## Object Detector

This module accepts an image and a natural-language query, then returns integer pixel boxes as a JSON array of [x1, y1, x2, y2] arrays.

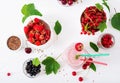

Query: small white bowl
[[23, 15, 56, 49]]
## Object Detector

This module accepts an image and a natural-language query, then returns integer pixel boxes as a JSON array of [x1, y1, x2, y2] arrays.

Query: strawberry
[[34, 18, 40, 23], [39, 35, 44, 40], [75, 42, 84, 51], [24, 26, 29, 34], [28, 37, 35, 43], [35, 32, 40, 40], [29, 30, 35, 38], [35, 41, 41, 46]]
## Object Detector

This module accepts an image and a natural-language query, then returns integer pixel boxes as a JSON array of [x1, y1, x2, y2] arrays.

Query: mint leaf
[[42, 56, 60, 75], [54, 21, 62, 35], [90, 42, 99, 52], [95, 3, 103, 11], [102, 0, 110, 12], [21, 3, 42, 23], [97, 21, 107, 32], [90, 63, 96, 72], [32, 57, 40, 67], [111, 13, 120, 31]]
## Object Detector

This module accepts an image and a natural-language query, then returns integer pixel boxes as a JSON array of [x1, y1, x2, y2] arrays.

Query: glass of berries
[[97, 33, 115, 49], [23, 58, 41, 78], [23, 16, 56, 49]]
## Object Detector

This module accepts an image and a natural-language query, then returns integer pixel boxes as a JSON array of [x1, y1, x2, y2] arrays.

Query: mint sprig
[[42, 56, 60, 75], [90, 42, 99, 52], [54, 20, 62, 35], [97, 21, 107, 32], [21, 3, 42, 23], [32, 57, 40, 67], [95, 3, 103, 11], [90, 63, 96, 72]]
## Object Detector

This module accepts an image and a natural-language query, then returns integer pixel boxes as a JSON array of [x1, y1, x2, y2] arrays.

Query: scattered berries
[[80, 6, 107, 35], [75, 42, 84, 51], [72, 71, 77, 76], [82, 58, 93, 70], [24, 18, 51, 46]]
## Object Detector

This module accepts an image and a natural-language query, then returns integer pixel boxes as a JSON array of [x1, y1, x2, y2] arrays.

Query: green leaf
[[111, 13, 120, 31], [90, 63, 96, 72], [32, 57, 40, 67], [95, 3, 103, 11], [90, 42, 99, 52], [54, 21, 62, 35], [97, 21, 107, 32], [102, 0, 110, 12], [42, 56, 60, 75], [21, 3, 42, 23]]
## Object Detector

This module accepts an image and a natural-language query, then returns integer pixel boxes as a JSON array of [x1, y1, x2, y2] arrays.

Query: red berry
[[24, 26, 29, 34], [78, 77, 83, 82], [7, 73, 11, 76], [82, 63, 87, 70], [72, 71, 77, 76], [75, 42, 84, 51], [68, 0, 73, 5]]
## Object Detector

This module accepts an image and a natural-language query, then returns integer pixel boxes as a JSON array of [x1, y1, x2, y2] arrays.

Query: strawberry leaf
[[54, 21, 62, 35], [32, 57, 40, 67], [97, 21, 107, 32], [111, 13, 120, 31], [21, 3, 42, 23], [42, 56, 60, 75], [95, 3, 103, 11], [90, 63, 96, 72], [90, 42, 99, 52]]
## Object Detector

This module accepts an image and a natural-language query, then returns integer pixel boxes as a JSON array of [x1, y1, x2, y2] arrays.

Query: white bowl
[[23, 15, 56, 49]]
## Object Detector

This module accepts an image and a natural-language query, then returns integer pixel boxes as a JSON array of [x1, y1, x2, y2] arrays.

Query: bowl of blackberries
[[23, 16, 55, 49], [80, 3, 110, 35], [23, 58, 41, 78]]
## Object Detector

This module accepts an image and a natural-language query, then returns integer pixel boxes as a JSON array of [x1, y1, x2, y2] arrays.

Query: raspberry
[[24, 26, 29, 34], [72, 71, 77, 76], [34, 18, 40, 23]]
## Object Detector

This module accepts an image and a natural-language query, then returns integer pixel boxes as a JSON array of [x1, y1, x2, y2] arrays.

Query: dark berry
[[7, 73, 11, 76], [25, 47, 32, 54], [61, 0, 67, 5], [68, 0, 73, 5]]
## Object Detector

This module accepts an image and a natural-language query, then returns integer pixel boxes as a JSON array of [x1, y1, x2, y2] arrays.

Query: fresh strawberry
[[35, 32, 40, 40], [28, 37, 35, 43], [34, 18, 40, 23], [24, 26, 29, 34], [39, 35, 44, 40], [75, 42, 84, 51], [29, 30, 35, 38], [35, 41, 41, 46]]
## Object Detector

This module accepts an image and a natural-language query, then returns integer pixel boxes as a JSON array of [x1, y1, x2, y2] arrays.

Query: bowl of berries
[[23, 58, 41, 78], [97, 33, 115, 49], [80, 3, 110, 35], [23, 16, 56, 49]]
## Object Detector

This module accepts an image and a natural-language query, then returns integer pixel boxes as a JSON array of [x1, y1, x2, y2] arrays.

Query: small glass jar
[[97, 33, 115, 49], [23, 58, 41, 78]]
